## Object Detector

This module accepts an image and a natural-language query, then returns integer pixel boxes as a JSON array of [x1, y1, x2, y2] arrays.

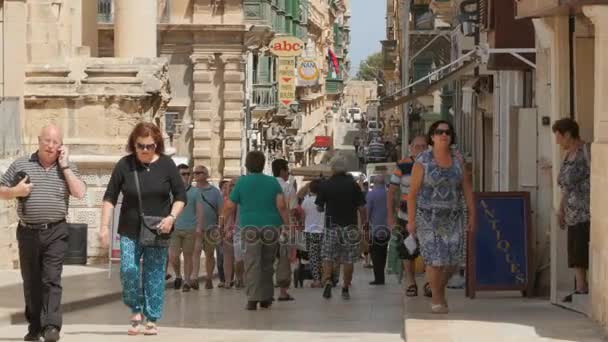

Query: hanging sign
[[270, 36, 305, 57], [278, 57, 296, 106], [297, 58, 320, 86]]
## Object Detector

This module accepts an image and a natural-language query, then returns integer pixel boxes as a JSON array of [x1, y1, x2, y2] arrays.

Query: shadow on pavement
[[57, 265, 406, 338], [403, 290, 606, 342]]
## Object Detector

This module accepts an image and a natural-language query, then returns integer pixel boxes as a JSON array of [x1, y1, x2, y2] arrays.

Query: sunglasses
[[180, 172, 191, 176], [434, 129, 452, 136], [136, 143, 157, 151]]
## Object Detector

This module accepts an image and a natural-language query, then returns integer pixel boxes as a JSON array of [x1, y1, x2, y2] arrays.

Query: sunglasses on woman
[[136, 143, 157, 151], [434, 128, 452, 136]]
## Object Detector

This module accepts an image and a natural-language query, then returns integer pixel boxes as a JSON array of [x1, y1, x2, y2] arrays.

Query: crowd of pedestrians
[[10, 118, 580, 341]]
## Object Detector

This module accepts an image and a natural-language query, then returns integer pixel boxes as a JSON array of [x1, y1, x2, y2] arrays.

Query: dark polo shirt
[[315, 173, 366, 228], [0, 152, 82, 224]]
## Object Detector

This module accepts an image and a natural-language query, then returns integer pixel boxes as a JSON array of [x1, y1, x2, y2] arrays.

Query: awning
[[379, 59, 479, 111], [290, 164, 332, 178]]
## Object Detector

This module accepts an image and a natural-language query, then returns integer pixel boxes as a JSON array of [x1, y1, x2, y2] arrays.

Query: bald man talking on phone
[[0, 124, 86, 342]]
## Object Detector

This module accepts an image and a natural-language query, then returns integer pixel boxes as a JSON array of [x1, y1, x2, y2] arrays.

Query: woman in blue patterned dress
[[407, 120, 475, 314]]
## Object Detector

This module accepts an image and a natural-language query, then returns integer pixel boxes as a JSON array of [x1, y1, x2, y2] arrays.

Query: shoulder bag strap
[[201, 191, 218, 216], [131, 159, 145, 218]]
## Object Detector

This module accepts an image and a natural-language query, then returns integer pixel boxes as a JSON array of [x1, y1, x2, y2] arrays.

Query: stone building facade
[[0, 0, 171, 266]]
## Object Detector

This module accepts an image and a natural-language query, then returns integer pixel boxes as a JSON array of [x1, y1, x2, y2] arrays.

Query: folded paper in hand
[[404, 235, 418, 255]]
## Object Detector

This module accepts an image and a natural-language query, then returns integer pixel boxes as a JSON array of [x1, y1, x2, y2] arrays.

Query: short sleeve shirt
[[174, 186, 203, 230], [390, 157, 414, 220], [302, 194, 324, 233], [199, 185, 223, 230], [315, 173, 365, 228], [229, 173, 283, 228], [0, 152, 83, 224]]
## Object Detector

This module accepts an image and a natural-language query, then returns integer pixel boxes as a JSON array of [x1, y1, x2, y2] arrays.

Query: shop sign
[[297, 58, 320, 86], [270, 36, 305, 57], [278, 57, 296, 106]]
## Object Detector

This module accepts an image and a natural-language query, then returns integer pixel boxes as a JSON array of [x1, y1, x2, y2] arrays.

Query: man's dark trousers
[[370, 232, 390, 284], [17, 222, 68, 333]]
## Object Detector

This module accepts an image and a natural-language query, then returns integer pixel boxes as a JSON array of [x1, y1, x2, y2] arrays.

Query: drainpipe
[[568, 15, 575, 119], [242, 51, 254, 175]]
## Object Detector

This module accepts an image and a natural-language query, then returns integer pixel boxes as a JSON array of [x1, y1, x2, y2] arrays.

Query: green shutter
[[257, 55, 272, 84]]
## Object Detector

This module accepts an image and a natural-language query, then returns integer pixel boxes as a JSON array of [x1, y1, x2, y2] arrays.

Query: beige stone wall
[[193, 0, 243, 25], [0, 159, 20, 269], [344, 80, 378, 109], [191, 42, 245, 180]]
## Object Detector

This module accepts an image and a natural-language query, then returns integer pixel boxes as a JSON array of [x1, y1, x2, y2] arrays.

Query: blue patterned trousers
[[120, 236, 168, 322]]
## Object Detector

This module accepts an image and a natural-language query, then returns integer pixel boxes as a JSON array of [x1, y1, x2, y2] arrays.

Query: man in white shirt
[[272, 159, 298, 301]]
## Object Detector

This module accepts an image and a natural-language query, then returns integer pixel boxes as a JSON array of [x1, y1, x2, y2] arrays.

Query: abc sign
[[269, 36, 304, 57]]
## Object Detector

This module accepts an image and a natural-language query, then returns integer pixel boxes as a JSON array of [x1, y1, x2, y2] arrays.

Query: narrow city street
[[0, 265, 405, 342], [333, 114, 365, 172]]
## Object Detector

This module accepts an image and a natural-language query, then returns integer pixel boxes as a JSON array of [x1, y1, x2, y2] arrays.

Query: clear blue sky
[[349, 0, 385, 77]]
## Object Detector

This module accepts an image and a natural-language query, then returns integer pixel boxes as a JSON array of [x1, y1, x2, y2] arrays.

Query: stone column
[[114, 0, 157, 58], [583, 4, 608, 327], [533, 17, 572, 304], [191, 50, 245, 181]]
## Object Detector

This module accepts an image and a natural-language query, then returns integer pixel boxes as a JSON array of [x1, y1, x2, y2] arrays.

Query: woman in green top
[[224, 151, 289, 311]]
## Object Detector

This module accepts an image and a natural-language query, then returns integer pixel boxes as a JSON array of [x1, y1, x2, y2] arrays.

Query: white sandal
[[127, 318, 142, 335], [143, 322, 158, 335], [431, 304, 449, 314]]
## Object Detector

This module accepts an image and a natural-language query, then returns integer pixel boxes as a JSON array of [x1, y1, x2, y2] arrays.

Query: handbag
[[132, 162, 172, 247]]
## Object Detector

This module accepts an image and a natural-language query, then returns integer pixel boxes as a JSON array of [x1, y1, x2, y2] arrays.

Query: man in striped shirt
[[387, 135, 428, 297], [0, 124, 86, 342]]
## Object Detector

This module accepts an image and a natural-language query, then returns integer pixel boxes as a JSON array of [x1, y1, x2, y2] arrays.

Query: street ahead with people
[[1, 0, 608, 341]]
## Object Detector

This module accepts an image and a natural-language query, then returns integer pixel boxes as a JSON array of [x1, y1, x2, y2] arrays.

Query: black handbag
[[133, 162, 172, 247]]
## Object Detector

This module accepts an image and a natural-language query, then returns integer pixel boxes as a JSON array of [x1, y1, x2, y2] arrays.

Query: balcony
[[325, 78, 344, 95], [514, 0, 601, 18], [244, 0, 274, 26], [429, 0, 456, 21], [381, 40, 398, 71], [252, 83, 278, 119]]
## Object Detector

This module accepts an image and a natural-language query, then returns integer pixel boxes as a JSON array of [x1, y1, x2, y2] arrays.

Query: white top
[[302, 195, 325, 234], [276, 177, 298, 209]]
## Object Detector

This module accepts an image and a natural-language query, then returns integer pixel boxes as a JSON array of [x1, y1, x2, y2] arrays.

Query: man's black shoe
[[182, 283, 191, 292], [174, 277, 183, 290], [260, 300, 272, 309], [191, 281, 199, 290], [246, 301, 258, 310], [341, 287, 350, 300], [23, 332, 40, 341], [42, 326, 60, 342], [369, 281, 385, 285], [323, 283, 332, 299]]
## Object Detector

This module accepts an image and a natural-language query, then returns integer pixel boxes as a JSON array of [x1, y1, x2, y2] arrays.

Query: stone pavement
[[0, 263, 404, 341], [404, 288, 607, 342], [0, 264, 606, 341]]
